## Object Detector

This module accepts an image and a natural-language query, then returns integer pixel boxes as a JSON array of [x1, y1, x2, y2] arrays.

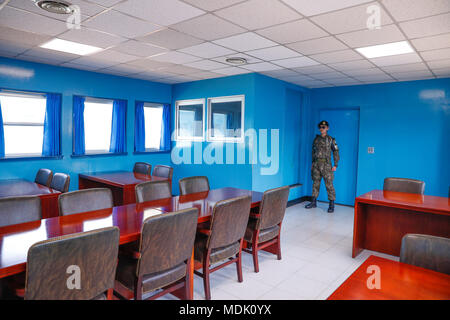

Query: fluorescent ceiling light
[[356, 41, 414, 59], [40, 38, 102, 55]]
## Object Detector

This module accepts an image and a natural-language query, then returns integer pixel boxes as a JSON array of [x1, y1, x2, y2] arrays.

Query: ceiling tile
[[432, 67, 450, 76], [256, 19, 328, 44], [0, 40, 31, 56], [273, 56, 320, 68], [399, 13, 450, 38], [126, 58, 175, 70], [310, 49, 362, 64], [58, 28, 126, 48], [328, 59, 375, 71], [246, 46, 301, 60], [380, 62, 429, 73], [113, 40, 167, 57], [213, 32, 277, 51], [390, 69, 434, 80], [133, 70, 178, 79], [281, 0, 373, 17], [15, 54, 67, 66], [311, 2, 392, 34], [69, 56, 117, 69], [353, 74, 394, 82], [214, 67, 251, 75], [22, 48, 79, 62], [0, 26, 51, 47], [137, 29, 204, 50], [287, 37, 348, 55], [293, 64, 336, 74], [212, 53, 262, 65], [428, 58, 450, 69], [325, 77, 362, 85], [60, 62, 102, 71], [114, 0, 204, 26], [381, 0, 450, 22], [185, 59, 228, 70], [411, 33, 450, 51], [83, 10, 162, 38], [337, 24, 405, 48], [311, 71, 349, 80], [0, 6, 68, 36], [215, 0, 301, 30], [369, 52, 423, 66], [159, 64, 204, 75], [171, 14, 245, 41], [278, 74, 316, 82], [293, 79, 332, 87], [180, 0, 245, 11], [149, 51, 202, 64], [178, 42, 236, 58], [343, 67, 387, 76], [99, 63, 144, 75], [87, 0, 123, 7], [88, 49, 140, 63], [240, 62, 283, 72], [420, 47, 450, 61], [260, 69, 299, 77], [191, 71, 223, 79]]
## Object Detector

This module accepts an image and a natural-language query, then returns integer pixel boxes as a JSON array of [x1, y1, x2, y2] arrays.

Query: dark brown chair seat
[[133, 162, 152, 175], [244, 218, 280, 244], [0, 196, 42, 227], [35, 168, 53, 187], [50, 173, 70, 193], [194, 233, 240, 264], [152, 165, 173, 180], [58, 188, 113, 216], [179, 176, 210, 195], [383, 177, 425, 194]]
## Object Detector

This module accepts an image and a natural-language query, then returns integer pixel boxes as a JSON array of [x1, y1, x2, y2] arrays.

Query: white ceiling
[[0, 0, 449, 88]]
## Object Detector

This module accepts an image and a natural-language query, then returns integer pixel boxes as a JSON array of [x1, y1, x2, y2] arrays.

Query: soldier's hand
[[332, 166, 337, 172]]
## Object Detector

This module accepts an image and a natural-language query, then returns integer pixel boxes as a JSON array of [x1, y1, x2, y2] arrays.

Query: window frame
[[207, 95, 245, 143], [175, 98, 205, 142]]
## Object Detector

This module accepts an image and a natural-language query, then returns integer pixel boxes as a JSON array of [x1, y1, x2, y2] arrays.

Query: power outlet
[[368, 147, 375, 154]]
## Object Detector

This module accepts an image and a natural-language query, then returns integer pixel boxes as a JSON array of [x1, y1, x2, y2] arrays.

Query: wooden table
[[353, 190, 450, 258], [0, 187, 262, 299], [0, 179, 61, 219], [328, 255, 450, 300], [78, 171, 169, 206]]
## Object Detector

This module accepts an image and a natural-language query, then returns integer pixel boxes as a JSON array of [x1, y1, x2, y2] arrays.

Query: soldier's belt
[[315, 158, 328, 162]]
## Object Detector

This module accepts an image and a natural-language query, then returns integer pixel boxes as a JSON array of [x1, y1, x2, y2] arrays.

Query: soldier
[[305, 120, 340, 213]]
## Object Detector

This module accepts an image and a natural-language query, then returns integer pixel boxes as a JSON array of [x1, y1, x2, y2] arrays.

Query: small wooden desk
[[0, 187, 263, 299], [353, 190, 450, 258], [0, 179, 61, 219], [78, 171, 168, 206], [328, 255, 450, 300]]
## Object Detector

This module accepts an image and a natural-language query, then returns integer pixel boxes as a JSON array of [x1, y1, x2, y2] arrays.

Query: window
[[175, 99, 204, 141], [83, 98, 113, 154], [0, 92, 46, 157], [143, 103, 163, 150], [207, 95, 244, 142]]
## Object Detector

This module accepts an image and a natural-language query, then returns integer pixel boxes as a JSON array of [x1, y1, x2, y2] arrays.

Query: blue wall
[[309, 78, 450, 198], [0, 57, 172, 191]]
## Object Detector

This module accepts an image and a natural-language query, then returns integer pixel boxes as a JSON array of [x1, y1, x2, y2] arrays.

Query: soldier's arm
[[331, 138, 340, 167]]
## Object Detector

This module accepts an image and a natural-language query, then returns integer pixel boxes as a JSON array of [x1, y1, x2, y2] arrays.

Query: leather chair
[[35, 168, 53, 187], [114, 208, 198, 300], [383, 177, 425, 194], [0, 196, 42, 228], [194, 196, 251, 300], [50, 173, 70, 193], [243, 186, 290, 273], [25, 227, 120, 300], [58, 188, 113, 216], [179, 176, 210, 196], [153, 165, 173, 180], [133, 162, 152, 175], [400, 234, 450, 275], [135, 180, 172, 203]]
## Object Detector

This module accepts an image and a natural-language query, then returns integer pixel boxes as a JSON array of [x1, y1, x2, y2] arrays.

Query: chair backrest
[[25, 227, 120, 300], [133, 162, 152, 175], [400, 234, 450, 275], [50, 173, 70, 193], [152, 165, 173, 180], [207, 196, 251, 250], [135, 180, 172, 203], [383, 177, 425, 194], [137, 208, 198, 277], [35, 168, 53, 187], [58, 188, 113, 216], [179, 176, 210, 195], [0, 196, 42, 228], [258, 186, 290, 230]]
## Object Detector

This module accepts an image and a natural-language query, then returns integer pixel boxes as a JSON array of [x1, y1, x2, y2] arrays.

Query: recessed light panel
[[356, 41, 414, 59], [40, 39, 102, 56]]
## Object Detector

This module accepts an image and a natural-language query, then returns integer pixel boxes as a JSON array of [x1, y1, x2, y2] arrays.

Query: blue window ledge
[[0, 155, 63, 162], [71, 152, 128, 159]]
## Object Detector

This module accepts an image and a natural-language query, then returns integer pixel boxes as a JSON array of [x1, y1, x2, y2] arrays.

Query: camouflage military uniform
[[311, 134, 340, 200]]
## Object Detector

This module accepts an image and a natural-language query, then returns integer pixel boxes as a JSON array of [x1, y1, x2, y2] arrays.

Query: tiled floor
[[164, 201, 399, 300]]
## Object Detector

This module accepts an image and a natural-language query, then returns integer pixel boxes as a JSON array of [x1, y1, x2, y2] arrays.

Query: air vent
[[35, 0, 73, 14], [225, 57, 247, 65]]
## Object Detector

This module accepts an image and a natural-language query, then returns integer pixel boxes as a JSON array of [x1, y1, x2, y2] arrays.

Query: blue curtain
[[134, 101, 145, 152], [73, 96, 85, 155], [110, 99, 126, 153], [42, 93, 61, 156], [160, 104, 170, 151], [0, 101, 4, 158]]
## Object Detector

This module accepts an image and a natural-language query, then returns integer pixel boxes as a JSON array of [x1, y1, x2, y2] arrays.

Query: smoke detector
[[35, 0, 73, 14], [225, 57, 247, 65]]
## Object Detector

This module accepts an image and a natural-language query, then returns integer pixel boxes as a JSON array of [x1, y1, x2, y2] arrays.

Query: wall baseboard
[[287, 196, 311, 207]]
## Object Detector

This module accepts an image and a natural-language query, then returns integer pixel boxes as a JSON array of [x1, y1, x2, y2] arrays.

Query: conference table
[[0, 187, 263, 299], [353, 190, 450, 258], [328, 255, 450, 300], [78, 171, 169, 206], [0, 179, 61, 219]]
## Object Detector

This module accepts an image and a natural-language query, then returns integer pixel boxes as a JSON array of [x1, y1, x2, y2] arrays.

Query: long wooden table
[[0, 187, 262, 299], [0, 179, 61, 219], [328, 255, 450, 300], [78, 171, 169, 206], [353, 190, 450, 258]]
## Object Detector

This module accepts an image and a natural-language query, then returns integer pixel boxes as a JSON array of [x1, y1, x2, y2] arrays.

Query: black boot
[[328, 200, 335, 213], [305, 197, 317, 209]]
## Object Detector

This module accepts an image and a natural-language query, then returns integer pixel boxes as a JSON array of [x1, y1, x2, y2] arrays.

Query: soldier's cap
[[318, 120, 329, 128]]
